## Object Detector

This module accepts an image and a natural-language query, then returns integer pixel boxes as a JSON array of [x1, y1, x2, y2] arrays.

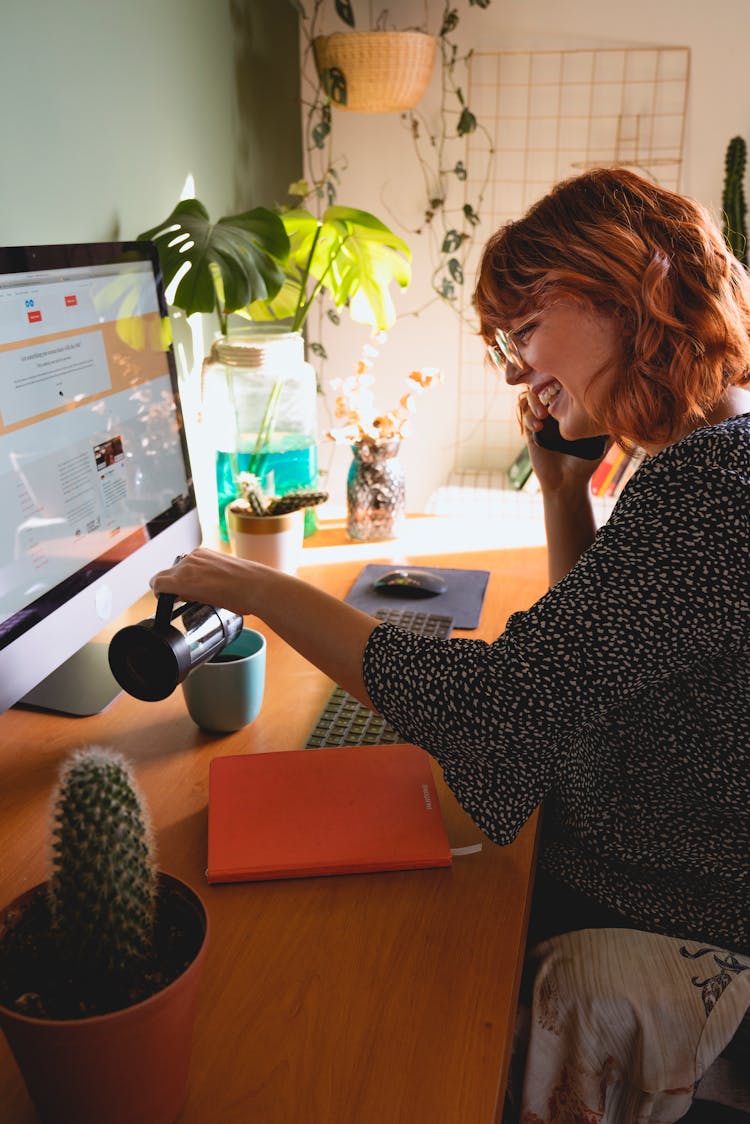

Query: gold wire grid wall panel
[[453, 46, 690, 474]]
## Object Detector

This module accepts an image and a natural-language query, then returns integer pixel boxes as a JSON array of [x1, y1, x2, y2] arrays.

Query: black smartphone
[[534, 415, 608, 461]]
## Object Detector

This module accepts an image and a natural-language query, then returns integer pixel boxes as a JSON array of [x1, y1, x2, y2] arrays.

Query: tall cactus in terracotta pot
[[0, 745, 208, 1124], [49, 747, 157, 981]]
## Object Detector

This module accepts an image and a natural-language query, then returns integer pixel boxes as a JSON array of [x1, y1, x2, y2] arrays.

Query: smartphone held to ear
[[534, 416, 608, 460]]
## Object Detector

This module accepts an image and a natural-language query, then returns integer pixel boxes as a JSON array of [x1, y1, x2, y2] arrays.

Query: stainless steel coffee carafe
[[108, 593, 243, 702]]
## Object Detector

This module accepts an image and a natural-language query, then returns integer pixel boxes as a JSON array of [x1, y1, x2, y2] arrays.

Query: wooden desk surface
[[0, 523, 548, 1124]]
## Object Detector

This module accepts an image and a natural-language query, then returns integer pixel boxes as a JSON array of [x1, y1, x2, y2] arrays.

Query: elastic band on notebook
[[450, 844, 483, 856]]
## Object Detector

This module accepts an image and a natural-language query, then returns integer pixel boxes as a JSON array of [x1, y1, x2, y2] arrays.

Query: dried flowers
[[327, 332, 442, 446]]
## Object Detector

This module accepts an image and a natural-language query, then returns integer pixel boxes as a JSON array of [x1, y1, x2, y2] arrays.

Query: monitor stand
[[14, 642, 122, 716]]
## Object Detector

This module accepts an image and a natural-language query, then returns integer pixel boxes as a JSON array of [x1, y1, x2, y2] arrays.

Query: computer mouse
[[372, 568, 447, 597]]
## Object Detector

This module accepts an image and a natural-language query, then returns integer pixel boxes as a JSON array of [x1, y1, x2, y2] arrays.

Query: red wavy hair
[[474, 167, 750, 447]]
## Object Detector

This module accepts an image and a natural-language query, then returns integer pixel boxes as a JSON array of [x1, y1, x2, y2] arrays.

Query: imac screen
[[0, 241, 200, 715]]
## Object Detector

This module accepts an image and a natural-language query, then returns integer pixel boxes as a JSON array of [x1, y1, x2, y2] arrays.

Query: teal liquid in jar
[[216, 438, 319, 541]]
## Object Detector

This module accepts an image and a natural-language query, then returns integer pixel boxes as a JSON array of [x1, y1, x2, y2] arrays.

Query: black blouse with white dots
[[363, 415, 750, 953]]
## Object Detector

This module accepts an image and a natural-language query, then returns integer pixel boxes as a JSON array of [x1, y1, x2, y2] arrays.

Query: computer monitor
[[0, 240, 201, 716]]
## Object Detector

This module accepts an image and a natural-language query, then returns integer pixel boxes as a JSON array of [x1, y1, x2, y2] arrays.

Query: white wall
[[303, 0, 750, 514]]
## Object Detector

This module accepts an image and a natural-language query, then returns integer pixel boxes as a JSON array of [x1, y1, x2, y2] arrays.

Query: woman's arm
[[519, 390, 603, 586], [541, 484, 598, 587], [150, 548, 379, 706]]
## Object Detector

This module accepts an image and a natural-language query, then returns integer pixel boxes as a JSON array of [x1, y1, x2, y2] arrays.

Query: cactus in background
[[265, 491, 329, 516], [48, 746, 157, 977], [230, 471, 329, 517], [722, 135, 748, 265], [236, 472, 268, 515]]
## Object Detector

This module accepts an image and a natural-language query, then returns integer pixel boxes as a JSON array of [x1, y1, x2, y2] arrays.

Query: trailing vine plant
[[289, 0, 348, 224], [286, 0, 363, 369], [290, 0, 495, 329], [403, 0, 494, 322], [288, 0, 494, 496]]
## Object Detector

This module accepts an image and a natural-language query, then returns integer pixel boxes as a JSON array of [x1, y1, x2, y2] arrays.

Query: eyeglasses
[[486, 309, 540, 379]]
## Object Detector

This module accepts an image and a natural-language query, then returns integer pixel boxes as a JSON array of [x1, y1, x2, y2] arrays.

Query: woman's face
[[503, 298, 623, 440]]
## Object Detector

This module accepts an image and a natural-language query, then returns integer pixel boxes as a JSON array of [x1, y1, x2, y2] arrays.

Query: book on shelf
[[207, 744, 453, 884], [589, 444, 644, 499], [605, 450, 631, 496], [508, 445, 533, 490], [589, 442, 625, 496], [610, 449, 643, 495]]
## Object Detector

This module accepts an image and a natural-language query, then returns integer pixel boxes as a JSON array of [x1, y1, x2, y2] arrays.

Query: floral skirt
[[504, 926, 750, 1122]]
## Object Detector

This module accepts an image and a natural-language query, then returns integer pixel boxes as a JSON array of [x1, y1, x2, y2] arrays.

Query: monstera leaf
[[243, 205, 411, 332], [138, 199, 290, 332]]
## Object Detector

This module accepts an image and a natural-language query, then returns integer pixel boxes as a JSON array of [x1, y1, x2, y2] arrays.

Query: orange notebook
[[207, 744, 452, 884]]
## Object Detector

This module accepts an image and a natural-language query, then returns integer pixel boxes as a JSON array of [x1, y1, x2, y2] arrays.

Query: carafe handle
[[155, 592, 176, 631]]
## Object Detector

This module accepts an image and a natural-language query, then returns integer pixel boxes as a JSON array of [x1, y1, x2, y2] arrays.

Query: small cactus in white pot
[[227, 474, 329, 573]]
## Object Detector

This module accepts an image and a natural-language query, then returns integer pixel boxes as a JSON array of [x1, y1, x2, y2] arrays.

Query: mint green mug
[[181, 628, 266, 732]]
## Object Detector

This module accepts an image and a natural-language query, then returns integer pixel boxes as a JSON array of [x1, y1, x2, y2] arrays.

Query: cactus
[[231, 472, 329, 517], [722, 135, 748, 265], [265, 490, 329, 516], [236, 472, 267, 515], [48, 746, 157, 978]]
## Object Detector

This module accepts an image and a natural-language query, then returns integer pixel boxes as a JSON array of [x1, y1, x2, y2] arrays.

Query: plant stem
[[294, 268, 330, 331], [292, 221, 324, 330], [215, 288, 228, 337], [249, 379, 284, 475], [226, 369, 240, 485], [294, 228, 352, 332]]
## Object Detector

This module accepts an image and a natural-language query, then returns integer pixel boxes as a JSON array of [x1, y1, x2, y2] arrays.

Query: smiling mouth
[[537, 380, 561, 408]]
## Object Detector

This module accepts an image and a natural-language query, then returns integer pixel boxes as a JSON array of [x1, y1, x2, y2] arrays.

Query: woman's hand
[[150, 547, 379, 706], [517, 390, 608, 584], [150, 547, 273, 617], [518, 389, 606, 494]]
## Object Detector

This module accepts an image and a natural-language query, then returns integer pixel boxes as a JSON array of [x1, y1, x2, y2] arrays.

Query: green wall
[[0, 0, 301, 246]]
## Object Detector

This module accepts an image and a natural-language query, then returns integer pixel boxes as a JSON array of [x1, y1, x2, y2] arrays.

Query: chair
[[684, 1006, 750, 1119]]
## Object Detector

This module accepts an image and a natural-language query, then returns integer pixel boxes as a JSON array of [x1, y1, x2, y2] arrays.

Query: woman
[[153, 167, 750, 955]]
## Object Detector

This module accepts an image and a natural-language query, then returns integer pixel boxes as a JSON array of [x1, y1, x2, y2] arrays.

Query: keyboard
[[305, 607, 454, 748]]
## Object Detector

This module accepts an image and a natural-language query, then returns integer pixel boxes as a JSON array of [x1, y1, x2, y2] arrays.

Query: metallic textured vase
[[346, 439, 406, 542]]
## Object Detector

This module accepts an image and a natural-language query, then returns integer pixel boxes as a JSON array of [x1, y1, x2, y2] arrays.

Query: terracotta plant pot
[[0, 873, 208, 1124]]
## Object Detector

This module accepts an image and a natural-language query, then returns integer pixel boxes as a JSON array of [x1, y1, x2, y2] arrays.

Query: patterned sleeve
[[362, 447, 750, 844]]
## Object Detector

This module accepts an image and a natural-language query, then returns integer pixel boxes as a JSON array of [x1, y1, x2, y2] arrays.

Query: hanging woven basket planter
[[313, 30, 437, 114]]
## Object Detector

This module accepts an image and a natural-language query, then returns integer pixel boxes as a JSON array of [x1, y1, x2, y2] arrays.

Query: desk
[[0, 521, 548, 1124]]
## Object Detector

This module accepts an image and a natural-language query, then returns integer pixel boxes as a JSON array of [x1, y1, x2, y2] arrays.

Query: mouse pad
[[345, 565, 490, 630]]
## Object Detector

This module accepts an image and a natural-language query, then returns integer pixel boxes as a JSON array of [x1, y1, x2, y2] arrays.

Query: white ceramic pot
[[227, 508, 304, 574]]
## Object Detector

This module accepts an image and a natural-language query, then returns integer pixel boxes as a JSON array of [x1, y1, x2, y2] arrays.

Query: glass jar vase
[[346, 438, 406, 542], [201, 326, 318, 541]]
